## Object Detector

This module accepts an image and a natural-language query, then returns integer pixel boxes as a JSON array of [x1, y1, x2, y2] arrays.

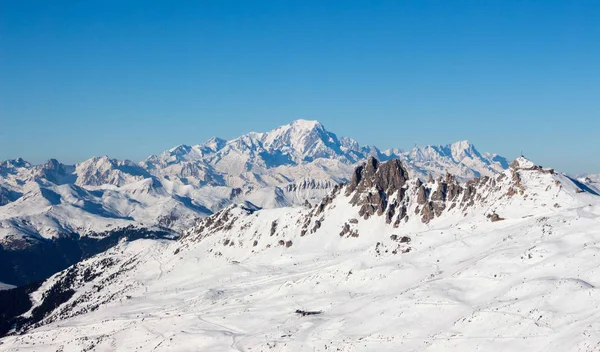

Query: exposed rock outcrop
[[345, 158, 506, 224], [347, 157, 410, 220]]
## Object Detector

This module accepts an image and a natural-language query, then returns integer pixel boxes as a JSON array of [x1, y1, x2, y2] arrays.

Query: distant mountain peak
[[451, 139, 472, 146], [267, 119, 326, 138], [449, 140, 480, 162], [42, 158, 64, 169], [75, 155, 150, 187], [450, 140, 474, 151], [1, 158, 32, 169], [258, 119, 343, 162], [289, 119, 323, 130], [168, 144, 192, 154], [202, 137, 227, 152], [510, 156, 537, 169]]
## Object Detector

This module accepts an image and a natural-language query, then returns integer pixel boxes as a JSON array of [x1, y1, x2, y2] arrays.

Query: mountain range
[[1, 121, 507, 230], [1, 153, 599, 351], [2, 119, 597, 287]]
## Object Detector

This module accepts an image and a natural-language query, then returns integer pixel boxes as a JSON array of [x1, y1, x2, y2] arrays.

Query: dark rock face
[[0, 281, 42, 337], [416, 184, 428, 204], [1, 250, 139, 338], [487, 212, 505, 222], [420, 203, 436, 223], [385, 205, 395, 224], [270, 221, 278, 236], [345, 158, 506, 225], [311, 220, 322, 234], [316, 184, 340, 215], [340, 223, 351, 237], [393, 205, 407, 227], [229, 187, 242, 200], [0, 185, 22, 205], [347, 157, 410, 220], [0, 227, 173, 287], [285, 179, 337, 192], [347, 158, 411, 223], [346, 158, 409, 198]]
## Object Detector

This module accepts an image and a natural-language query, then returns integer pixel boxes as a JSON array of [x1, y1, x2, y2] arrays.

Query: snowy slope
[[2, 157, 600, 351], [0, 282, 15, 291]]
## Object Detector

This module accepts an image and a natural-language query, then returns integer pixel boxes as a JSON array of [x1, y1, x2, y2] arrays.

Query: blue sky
[[1, 0, 599, 174]]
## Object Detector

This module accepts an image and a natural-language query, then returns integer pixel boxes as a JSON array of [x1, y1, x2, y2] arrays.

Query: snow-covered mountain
[[1, 156, 599, 351], [0, 158, 207, 238], [143, 120, 508, 189], [74, 156, 152, 187], [0, 157, 209, 285], [398, 140, 508, 179], [0, 119, 514, 285], [579, 174, 600, 194], [1, 120, 510, 238]]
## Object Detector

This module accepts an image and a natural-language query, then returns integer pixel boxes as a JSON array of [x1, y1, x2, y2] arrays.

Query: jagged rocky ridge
[[180, 156, 568, 250]]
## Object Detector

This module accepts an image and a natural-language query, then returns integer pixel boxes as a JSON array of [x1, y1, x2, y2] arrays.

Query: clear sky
[[1, 0, 599, 174]]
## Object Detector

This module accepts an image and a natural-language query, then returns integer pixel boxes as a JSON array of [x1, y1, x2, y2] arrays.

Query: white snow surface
[[2, 161, 600, 351]]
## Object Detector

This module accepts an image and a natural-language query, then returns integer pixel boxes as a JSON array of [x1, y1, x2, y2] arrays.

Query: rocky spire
[[346, 157, 410, 221]]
